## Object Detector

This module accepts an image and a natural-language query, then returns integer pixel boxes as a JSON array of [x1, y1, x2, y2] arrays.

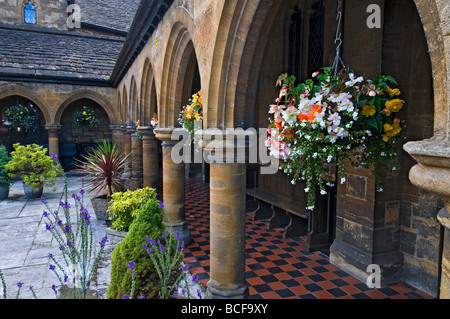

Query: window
[[24, 1, 37, 25]]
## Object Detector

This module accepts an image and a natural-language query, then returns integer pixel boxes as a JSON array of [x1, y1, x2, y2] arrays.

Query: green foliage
[[0, 146, 12, 186], [73, 106, 99, 131], [107, 187, 157, 232], [5, 104, 35, 132], [4, 143, 61, 190], [107, 199, 182, 299]]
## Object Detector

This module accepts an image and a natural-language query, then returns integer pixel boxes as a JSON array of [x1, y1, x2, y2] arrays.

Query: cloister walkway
[[0, 176, 433, 299]]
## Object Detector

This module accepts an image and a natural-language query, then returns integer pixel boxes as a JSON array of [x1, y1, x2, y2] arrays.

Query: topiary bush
[[107, 187, 157, 232], [106, 198, 183, 299]]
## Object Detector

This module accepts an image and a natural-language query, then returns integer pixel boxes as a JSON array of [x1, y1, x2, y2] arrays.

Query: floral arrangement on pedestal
[[265, 67, 405, 210], [178, 90, 203, 141], [151, 114, 158, 128], [5, 104, 35, 132], [73, 106, 99, 131]]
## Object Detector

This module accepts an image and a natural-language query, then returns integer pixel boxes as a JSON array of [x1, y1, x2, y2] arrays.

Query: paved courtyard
[[0, 175, 434, 299]]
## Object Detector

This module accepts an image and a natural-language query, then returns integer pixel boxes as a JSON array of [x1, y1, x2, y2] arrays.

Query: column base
[[165, 222, 191, 247], [329, 238, 402, 285], [206, 280, 247, 299]]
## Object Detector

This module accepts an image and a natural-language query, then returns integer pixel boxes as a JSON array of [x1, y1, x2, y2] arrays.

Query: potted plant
[[4, 143, 61, 199], [0, 146, 12, 200], [75, 140, 130, 220]]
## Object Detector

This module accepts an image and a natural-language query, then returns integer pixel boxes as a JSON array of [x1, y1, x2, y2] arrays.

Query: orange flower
[[280, 129, 294, 138], [298, 104, 322, 123], [275, 121, 283, 131]]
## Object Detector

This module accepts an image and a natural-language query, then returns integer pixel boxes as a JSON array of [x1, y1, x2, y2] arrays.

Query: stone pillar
[[130, 131, 143, 190], [45, 124, 61, 157], [154, 128, 190, 246], [404, 139, 450, 298], [198, 128, 252, 299], [138, 126, 159, 190], [109, 124, 123, 149], [122, 125, 133, 183]]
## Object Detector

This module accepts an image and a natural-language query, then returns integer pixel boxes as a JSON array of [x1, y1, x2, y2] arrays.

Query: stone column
[[45, 124, 61, 157], [109, 124, 123, 150], [130, 130, 143, 190], [199, 128, 253, 299], [404, 139, 450, 298], [154, 128, 190, 246], [138, 126, 159, 190], [122, 125, 133, 183]]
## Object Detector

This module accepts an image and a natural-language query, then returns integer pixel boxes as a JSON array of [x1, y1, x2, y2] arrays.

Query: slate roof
[[0, 24, 125, 83], [76, 0, 142, 34]]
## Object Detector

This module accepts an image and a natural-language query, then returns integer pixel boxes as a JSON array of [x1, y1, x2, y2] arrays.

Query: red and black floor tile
[[182, 179, 432, 299]]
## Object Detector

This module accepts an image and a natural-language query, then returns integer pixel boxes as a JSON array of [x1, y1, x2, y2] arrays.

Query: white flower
[[340, 177, 346, 184], [345, 73, 364, 87], [304, 187, 310, 193], [281, 105, 299, 126], [320, 189, 327, 195], [306, 205, 315, 211]]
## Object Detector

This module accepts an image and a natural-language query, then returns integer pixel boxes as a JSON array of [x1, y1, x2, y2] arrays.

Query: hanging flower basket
[[5, 104, 35, 132], [73, 106, 99, 131], [179, 90, 203, 142], [265, 67, 405, 210]]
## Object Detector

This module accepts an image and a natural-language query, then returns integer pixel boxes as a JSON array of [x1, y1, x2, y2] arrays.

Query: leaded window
[[24, 1, 37, 25]]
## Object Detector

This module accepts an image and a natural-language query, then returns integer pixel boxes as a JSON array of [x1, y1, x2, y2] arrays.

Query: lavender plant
[[41, 156, 108, 299]]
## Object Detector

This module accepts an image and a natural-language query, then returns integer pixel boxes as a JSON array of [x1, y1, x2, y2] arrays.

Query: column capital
[[404, 138, 450, 213], [44, 124, 62, 132], [195, 127, 258, 164], [154, 127, 186, 146], [137, 126, 156, 138], [109, 124, 122, 131]]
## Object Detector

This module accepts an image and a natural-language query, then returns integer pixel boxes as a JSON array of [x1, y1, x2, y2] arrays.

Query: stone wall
[[0, 0, 68, 30]]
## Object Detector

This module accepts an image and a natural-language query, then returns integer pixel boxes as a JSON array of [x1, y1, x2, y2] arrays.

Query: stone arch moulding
[[412, 0, 449, 138], [207, 0, 275, 130], [129, 76, 139, 125], [121, 85, 128, 124], [159, 17, 200, 128], [0, 84, 51, 124], [140, 58, 158, 126], [54, 89, 117, 125]]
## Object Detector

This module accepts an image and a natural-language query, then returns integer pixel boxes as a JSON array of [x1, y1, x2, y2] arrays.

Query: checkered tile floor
[[181, 178, 432, 299]]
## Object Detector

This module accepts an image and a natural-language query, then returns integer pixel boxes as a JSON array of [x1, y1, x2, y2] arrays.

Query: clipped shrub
[[0, 146, 12, 186], [106, 198, 183, 299], [5, 143, 61, 190], [107, 187, 157, 232]]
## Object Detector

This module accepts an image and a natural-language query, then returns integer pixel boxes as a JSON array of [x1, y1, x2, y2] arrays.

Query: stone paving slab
[[0, 176, 112, 299]]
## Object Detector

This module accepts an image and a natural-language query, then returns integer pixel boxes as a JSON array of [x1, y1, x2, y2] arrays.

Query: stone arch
[[412, 0, 449, 138], [121, 85, 128, 124], [129, 76, 138, 125], [117, 90, 122, 123], [160, 19, 201, 128], [207, 0, 276, 129], [0, 84, 51, 124], [140, 58, 158, 126], [54, 89, 116, 125]]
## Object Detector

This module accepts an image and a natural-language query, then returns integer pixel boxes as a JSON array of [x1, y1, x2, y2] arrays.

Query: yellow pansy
[[362, 104, 376, 117], [388, 88, 401, 97], [385, 99, 403, 113]]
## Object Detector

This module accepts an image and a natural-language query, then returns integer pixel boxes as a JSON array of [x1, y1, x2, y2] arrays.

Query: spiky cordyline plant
[[75, 141, 130, 197]]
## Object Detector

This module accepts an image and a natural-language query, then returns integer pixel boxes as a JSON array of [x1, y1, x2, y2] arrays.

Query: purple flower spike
[[51, 154, 58, 160]]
